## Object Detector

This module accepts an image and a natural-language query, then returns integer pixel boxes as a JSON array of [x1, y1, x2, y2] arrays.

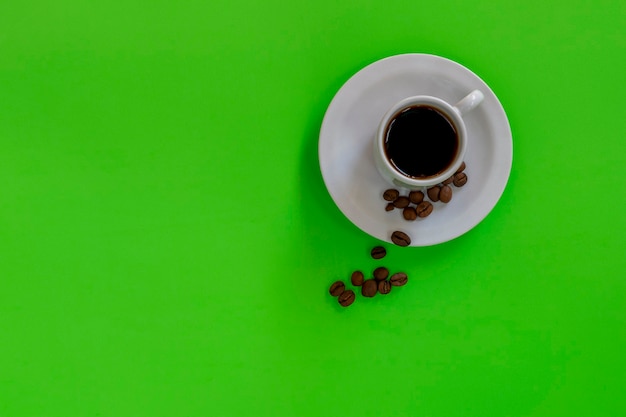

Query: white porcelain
[[374, 90, 484, 189], [318, 53, 513, 246]]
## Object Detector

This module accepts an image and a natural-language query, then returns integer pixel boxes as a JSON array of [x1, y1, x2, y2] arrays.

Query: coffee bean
[[362, 279, 378, 297], [373, 267, 389, 281], [378, 280, 391, 295], [427, 186, 441, 202], [391, 231, 411, 247], [390, 272, 408, 286], [351, 270, 364, 286], [385, 203, 395, 212], [370, 246, 386, 259], [393, 196, 410, 208], [442, 175, 454, 185], [338, 290, 355, 307], [409, 190, 424, 204], [403, 206, 417, 221], [439, 185, 453, 203], [383, 189, 399, 201], [416, 201, 433, 218], [453, 172, 468, 187], [329, 281, 345, 296], [455, 161, 466, 174]]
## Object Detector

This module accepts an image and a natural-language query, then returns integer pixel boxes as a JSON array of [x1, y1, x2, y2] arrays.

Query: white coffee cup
[[374, 90, 484, 189]]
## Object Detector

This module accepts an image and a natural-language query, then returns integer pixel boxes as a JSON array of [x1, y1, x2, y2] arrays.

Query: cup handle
[[453, 89, 484, 116]]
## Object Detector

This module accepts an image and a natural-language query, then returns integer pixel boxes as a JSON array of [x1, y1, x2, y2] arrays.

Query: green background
[[1, 0, 625, 416]]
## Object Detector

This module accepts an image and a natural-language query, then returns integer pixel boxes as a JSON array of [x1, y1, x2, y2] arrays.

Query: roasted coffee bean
[[403, 206, 417, 221], [383, 189, 400, 201], [453, 172, 468, 187], [329, 281, 345, 296], [455, 161, 466, 174], [390, 272, 408, 286], [374, 267, 389, 281], [378, 280, 391, 295], [393, 196, 410, 208], [427, 186, 441, 202], [385, 203, 395, 212], [439, 185, 453, 203], [391, 231, 411, 247], [351, 270, 364, 286], [416, 201, 433, 218], [409, 190, 424, 204], [362, 279, 378, 297], [371, 246, 387, 259], [338, 290, 355, 307], [442, 175, 454, 185]]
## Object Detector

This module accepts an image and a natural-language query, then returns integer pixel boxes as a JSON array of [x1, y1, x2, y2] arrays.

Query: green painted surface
[[1, 1, 625, 416]]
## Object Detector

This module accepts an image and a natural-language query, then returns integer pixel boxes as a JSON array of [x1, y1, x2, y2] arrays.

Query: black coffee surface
[[384, 105, 458, 178]]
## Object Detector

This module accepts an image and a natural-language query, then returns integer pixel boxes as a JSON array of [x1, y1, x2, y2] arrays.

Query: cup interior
[[376, 96, 467, 188]]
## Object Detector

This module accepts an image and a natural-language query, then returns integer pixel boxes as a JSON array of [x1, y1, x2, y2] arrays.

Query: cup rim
[[376, 95, 467, 188]]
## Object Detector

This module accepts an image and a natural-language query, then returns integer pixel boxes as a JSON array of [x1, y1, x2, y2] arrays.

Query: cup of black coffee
[[374, 90, 483, 189]]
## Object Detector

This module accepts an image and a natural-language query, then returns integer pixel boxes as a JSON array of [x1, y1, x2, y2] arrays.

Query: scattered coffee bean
[[416, 201, 433, 218], [427, 186, 441, 202], [390, 272, 408, 286], [329, 241, 413, 306], [439, 185, 453, 203], [338, 290, 355, 307], [409, 190, 424, 204], [391, 230, 411, 247], [362, 279, 378, 297], [382, 162, 469, 222], [378, 280, 391, 295], [402, 206, 417, 221], [373, 267, 389, 281], [329, 281, 345, 296], [383, 189, 399, 201], [371, 246, 386, 259], [351, 270, 364, 286], [453, 172, 468, 187], [393, 196, 410, 208]]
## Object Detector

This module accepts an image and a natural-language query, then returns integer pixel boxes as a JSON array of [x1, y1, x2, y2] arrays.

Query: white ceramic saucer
[[319, 53, 513, 246]]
